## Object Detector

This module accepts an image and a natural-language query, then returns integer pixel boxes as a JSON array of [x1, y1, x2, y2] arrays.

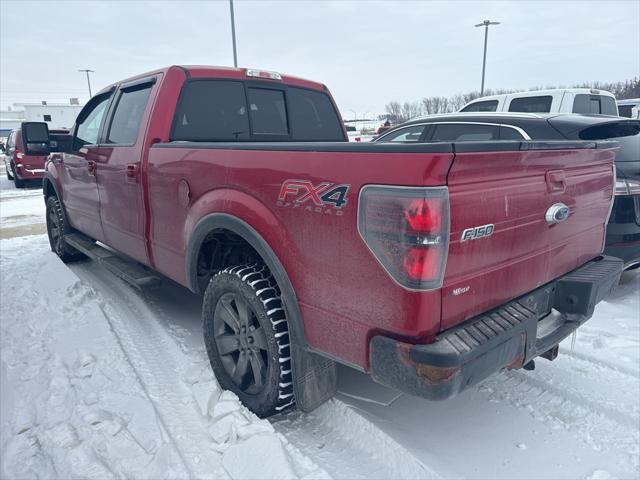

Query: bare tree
[[384, 101, 403, 123], [401, 101, 422, 121]]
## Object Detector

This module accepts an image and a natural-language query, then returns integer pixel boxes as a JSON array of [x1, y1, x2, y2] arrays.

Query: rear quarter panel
[[147, 146, 454, 368]]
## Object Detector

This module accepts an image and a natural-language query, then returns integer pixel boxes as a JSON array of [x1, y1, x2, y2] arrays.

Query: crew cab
[[374, 112, 640, 269], [21, 66, 623, 417], [460, 88, 618, 115]]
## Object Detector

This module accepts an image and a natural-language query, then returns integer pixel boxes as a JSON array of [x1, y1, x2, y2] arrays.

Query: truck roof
[[467, 88, 617, 103], [97, 65, 328, 96], [398, 112, 621, 125]]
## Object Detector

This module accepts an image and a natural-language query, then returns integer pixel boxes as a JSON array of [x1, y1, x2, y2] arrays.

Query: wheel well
[[43, 179, 56, 199], [194, 228, 262, 294]]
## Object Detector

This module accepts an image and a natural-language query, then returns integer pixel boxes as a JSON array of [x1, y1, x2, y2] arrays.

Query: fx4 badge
[[277, 180, 350, 216], [461, 223, 494, 242]]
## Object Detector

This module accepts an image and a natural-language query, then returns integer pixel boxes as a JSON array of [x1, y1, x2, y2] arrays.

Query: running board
[[65, 233, 161, 289]]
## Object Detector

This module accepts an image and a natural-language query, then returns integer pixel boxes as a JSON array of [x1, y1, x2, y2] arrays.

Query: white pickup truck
[[460, 88, 618, 116]]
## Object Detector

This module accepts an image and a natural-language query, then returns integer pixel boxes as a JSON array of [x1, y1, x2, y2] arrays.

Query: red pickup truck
[[21, 66, 623, 418]]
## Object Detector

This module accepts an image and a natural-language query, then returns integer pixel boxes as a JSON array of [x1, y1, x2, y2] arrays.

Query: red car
[[4, 128, 68, 188], [21, 66, 622, 417]]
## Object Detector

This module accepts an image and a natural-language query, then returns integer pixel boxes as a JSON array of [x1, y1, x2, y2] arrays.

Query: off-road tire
[[203, 264, 295, 418], [46, 196, 84, 263]]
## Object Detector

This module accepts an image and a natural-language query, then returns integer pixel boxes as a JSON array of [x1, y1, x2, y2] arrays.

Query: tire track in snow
[[77, 264, 438, 480], [93, 301, 195, 477], [559, 347, 640, 380], [483, 369, 639, 470], [71, 264, 222, 479], [273, 400, 440, 480]]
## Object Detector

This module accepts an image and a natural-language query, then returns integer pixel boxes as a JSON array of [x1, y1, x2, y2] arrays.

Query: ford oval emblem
[[545, 203, 570, 224]]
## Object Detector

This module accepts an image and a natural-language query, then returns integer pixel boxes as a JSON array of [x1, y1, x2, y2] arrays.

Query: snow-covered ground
[[1, 172, 638, 479]]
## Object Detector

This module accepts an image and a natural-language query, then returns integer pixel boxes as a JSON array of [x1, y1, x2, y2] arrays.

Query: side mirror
[[21, 122, 51, 156]]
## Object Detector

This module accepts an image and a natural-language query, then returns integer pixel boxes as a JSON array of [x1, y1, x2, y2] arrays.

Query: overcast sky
[[1, 0, 638, 117]]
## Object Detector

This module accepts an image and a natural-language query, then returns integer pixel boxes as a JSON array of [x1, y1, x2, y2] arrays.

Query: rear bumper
[[15, 163, 45, 180], [369, 256, 623, 400]]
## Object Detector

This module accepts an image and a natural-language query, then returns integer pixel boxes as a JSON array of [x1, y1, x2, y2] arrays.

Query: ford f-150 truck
[[21, 66, 623, 418]]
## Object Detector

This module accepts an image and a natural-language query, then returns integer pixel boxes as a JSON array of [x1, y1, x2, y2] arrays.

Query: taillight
[[358, 185, 450, 290]]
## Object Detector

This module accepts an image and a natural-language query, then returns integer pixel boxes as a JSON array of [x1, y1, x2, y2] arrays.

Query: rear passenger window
[[573, 95, 618, 116], [430, 124, 498, 141], [247, 88, 288, 136], [508, 96, 553, 113], [460, 100, 498, 112], [171, 80, 344, 142], [107, 84, 153, 144], [618, 105, 634, 118], [172, 81, 250, 141], [378, 125, 426, 142], [288, 87, 344, 141], [500, 126, 526, 140]]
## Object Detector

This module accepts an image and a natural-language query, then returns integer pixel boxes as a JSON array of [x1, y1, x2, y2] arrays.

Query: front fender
[[43, 156, 63, 202]]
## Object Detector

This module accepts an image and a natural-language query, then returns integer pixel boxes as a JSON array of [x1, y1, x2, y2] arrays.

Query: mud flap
[[291, 344, 337, 413]]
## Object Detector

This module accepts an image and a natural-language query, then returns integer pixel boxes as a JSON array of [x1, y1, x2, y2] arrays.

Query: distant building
[[0, 99, 84, 138]]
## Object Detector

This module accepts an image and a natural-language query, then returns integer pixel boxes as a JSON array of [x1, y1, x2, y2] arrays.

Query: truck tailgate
[[441, 142, 616, 331]]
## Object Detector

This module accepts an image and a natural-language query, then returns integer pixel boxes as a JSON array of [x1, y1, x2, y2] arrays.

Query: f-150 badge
[[461, 223, 494, 242], [277, 180, 350, 216]]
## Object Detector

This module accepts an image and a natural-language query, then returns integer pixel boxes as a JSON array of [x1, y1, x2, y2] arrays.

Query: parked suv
[[374, 113, 640, 269], [460, 89, 618, 116], [4, 128, 68, 188]]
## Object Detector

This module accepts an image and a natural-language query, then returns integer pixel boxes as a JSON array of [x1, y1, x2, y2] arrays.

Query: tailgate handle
[[546, 170, 566, 193]]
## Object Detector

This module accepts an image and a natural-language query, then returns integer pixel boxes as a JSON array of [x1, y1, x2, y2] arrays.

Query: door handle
[[87, 160, 97, 174], [126, 163, 140, 181]]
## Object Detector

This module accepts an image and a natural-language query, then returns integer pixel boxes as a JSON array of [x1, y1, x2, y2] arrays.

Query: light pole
[[349, 110, 357, 130], [229, 0, 238, 67], [362, 111, 370, 130], [78, 69, 94, 97], [474, 20, 500, 95]]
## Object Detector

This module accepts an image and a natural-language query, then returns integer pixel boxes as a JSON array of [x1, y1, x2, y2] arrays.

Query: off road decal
[[277, 179, 350, 215]]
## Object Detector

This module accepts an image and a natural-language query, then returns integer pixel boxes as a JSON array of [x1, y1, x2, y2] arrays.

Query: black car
[[374, 113, 640, 269]]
